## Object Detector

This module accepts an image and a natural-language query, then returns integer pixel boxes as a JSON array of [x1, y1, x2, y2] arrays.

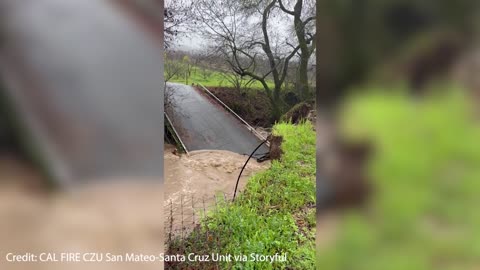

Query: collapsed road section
[[164, 82, 270, 160]]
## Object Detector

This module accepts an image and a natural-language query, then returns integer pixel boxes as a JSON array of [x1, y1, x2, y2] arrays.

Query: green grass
[[168, 122, 316, 269], [167, 65, 276, 89], [317, 85, 480, 270]]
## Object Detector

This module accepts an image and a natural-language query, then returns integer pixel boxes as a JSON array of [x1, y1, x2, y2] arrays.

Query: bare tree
[[164, 85, 176, 112], [278, 0, 316, 100], [221, 71, 256, 93], [164, 53, 183, 113], [200, 65, 212, 80], [192, 0, 315, 121], [164, 0, 193, 48], [181, 55, 195, 85], [165, 52, 185, 83]]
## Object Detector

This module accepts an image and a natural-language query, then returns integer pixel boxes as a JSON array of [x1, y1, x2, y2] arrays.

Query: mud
[[206, 87, 273, 127], [0, 155, 164, 270], [0, 146, 269, 269], [164, 144, 270, 232]]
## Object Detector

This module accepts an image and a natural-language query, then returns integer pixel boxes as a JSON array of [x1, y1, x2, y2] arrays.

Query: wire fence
[[165, 192, 233, 240], [164, 192, 233, 269]]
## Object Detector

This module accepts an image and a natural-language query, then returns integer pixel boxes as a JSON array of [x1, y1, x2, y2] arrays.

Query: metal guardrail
[[196, 83, 270, 147], [164, 111, 189, 154]]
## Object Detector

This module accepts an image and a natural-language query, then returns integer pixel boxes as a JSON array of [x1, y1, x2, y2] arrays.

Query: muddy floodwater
[[164, 144, 270, 233], [164, 144, 269, 205], [0, 147, 269, 269], [0, 155, 164, 270]]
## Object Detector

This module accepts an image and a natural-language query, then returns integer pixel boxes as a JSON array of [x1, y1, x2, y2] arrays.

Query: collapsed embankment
[[166, 122, 316, 270]]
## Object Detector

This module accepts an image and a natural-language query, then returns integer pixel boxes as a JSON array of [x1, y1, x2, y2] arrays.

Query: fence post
[[191, 194, 195, 227], [180, 195, 184, 239], [168, 200, 173, 244]]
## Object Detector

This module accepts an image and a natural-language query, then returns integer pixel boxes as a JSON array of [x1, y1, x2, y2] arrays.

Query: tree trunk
[[271, 102, 281, 123], [293, 0, 311, 100], [297, 54, 310, 100], [270, 86, 283, 122]]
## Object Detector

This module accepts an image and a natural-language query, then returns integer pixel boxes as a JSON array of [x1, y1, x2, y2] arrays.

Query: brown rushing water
[[0, 147, 269, 269], [164, 145, 269, 233], [164, 145, 269, 204], [0, 155, 164, 270]]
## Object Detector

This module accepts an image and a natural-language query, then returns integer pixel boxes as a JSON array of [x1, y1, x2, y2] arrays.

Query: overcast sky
[[172, 21, 292, 53], [166, 0, 313, 58], [173, 32, 208, 51]]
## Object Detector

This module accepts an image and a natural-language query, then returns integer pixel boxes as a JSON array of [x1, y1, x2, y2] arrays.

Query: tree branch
[[278, 0, 295, 15]]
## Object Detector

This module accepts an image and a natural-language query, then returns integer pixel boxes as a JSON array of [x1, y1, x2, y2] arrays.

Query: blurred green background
[[316, 0, 480, 269], [318, 88, 480, 269]]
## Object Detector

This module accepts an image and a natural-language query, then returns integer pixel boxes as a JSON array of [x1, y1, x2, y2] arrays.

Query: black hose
[[232, 138, 269, 202]]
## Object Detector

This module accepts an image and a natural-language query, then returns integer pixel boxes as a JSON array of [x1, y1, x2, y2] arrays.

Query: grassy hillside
[[317, 86, 480, 269], [167, 122, 316, 269], [166, 65, 276, 89]]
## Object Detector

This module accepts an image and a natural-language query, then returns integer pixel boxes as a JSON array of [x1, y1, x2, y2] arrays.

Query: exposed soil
[[269, 135, 283, 160], [203, 87, 273, 127], [281, 101, 315, 124]]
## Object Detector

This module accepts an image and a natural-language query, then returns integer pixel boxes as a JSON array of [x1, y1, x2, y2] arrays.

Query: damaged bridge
[[165, 83, 270, 161], [0, 0, 268, 186]]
